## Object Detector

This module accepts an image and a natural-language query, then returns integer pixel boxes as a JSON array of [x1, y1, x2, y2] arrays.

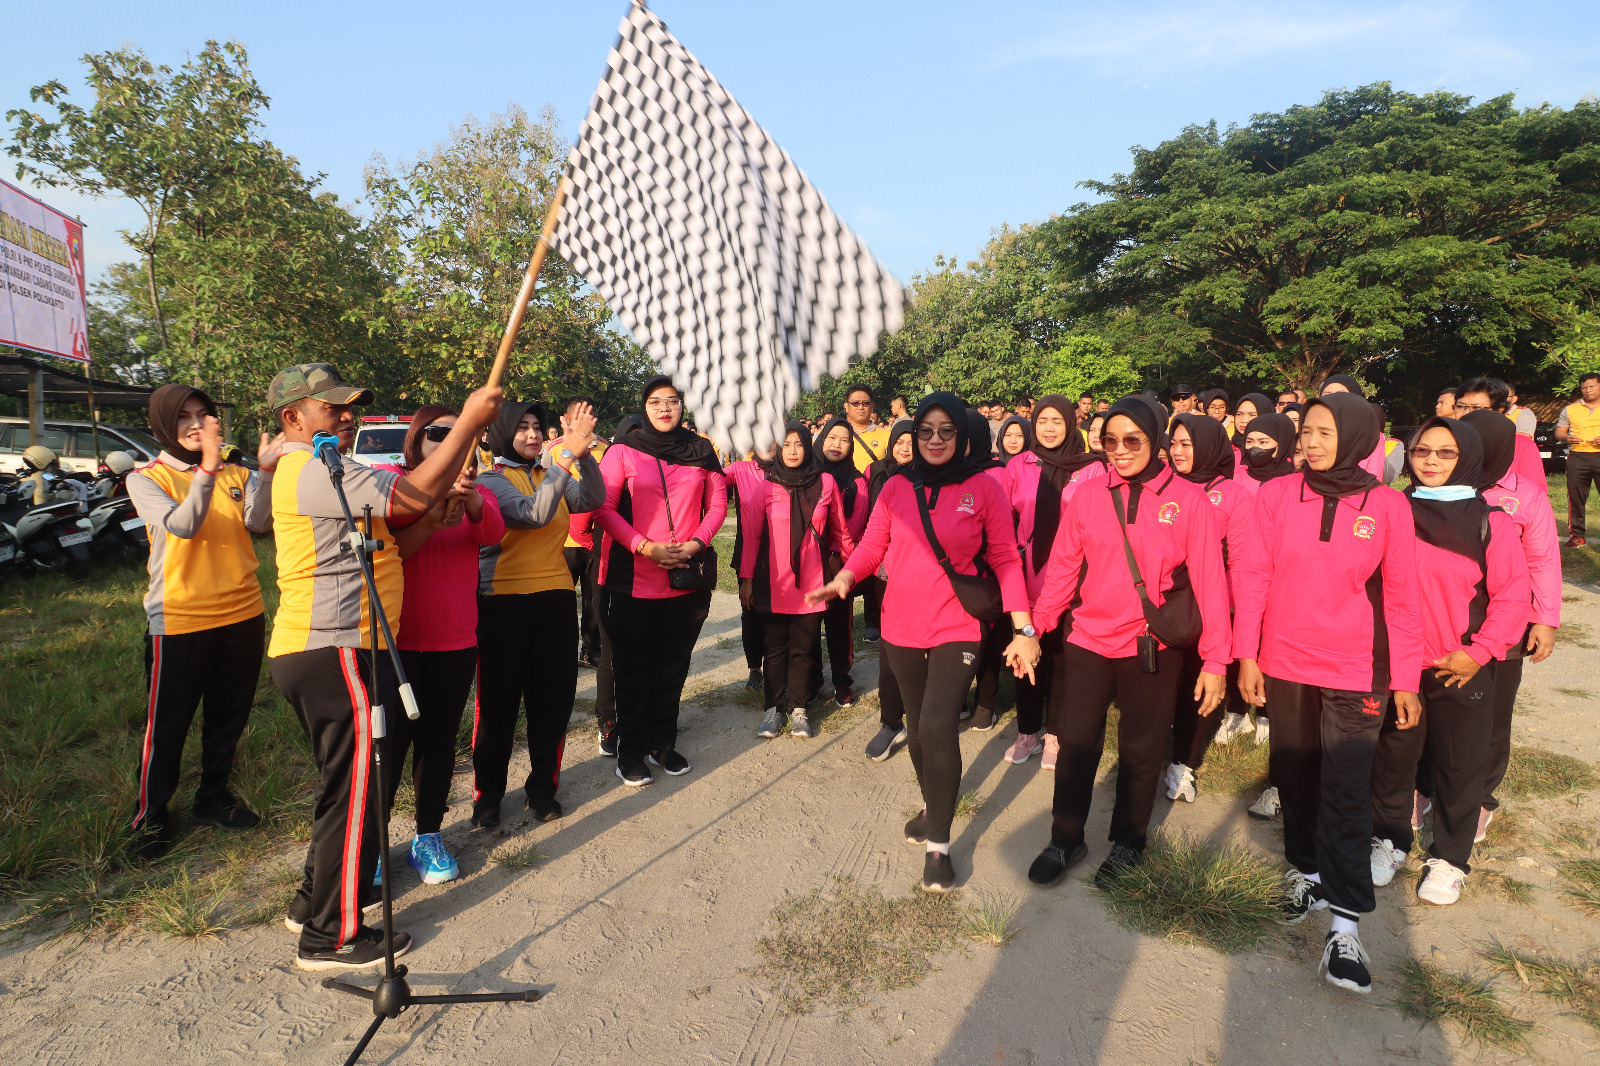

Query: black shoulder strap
[[1110, 484, 1158, 616], [654, 458, 677, 540], [911, 477, 957, 577]]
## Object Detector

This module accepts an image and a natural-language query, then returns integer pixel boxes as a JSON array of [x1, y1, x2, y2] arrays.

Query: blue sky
[[5, 1, 1598, 288]]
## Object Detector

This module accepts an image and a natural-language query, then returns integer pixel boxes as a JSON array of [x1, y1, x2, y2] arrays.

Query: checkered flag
[[555, 2, 905, 456]]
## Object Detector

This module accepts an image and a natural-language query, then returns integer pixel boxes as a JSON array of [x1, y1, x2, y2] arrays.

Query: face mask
[[1246, 446, 1277, 468]]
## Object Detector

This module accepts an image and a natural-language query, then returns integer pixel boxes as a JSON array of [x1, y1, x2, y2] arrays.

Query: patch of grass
[[1198, 733, 1270, 797], [1561, 859, 1600, 918], [814, 688, 876, 734], [1500, 745, 1599, 798], [1093, 830, 1283, 954], [749, 876, 967, 1014], [1545, 820, 1597, 855], [1561, 620, 1598, 650], [491, 840, 543, 871], [953, 790, 984, 818], [1397, 959, 1534, 1050], [1549, 476, 1600, 585], [961, 892, 1021, 946], [140, 871, 229, 940], [1555, 687, 1593, 699], [1475, 870, 1535, 906], [1479, 808, 1530, 852], [1481, 941, 1600, 1034]]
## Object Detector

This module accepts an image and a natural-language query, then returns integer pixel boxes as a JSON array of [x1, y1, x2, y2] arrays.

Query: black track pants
[[883, 641, 980, 845], [473, 590, 579, 808], [603, 588, 711, 767], [564, 546, 601, 659], [818, 594, 856, 694], [764, 612, 822, 710], [272, 646, 396, 953], [1372, 665, 1496, 871], [394, 647, 476, 834], [134, 613, 265, 827], [1267, 676, 1386, 920], [1482, 653, 1524, 812], [741, 605, 766, 671], [1049, 641, 1182, 852], [595, 592, 617, 733], [863, 576, 883, 632], [1566, 451, 1600, 538], [1170, 651, 1240, 770], [971, 618, 1010, 714], [1014, 628, 1063, 736]]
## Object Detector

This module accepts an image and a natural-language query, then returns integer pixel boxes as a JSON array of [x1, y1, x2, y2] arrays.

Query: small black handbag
[[1109, 484, 1201, 671], [656, 459, 719, 591], [911, 477, 1004, 624]]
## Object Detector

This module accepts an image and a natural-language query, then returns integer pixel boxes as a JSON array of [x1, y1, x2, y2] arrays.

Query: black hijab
[[768, 420, 823, 573], [1198, 388, 1231, 420], [148, 383, 217, 466], [1403, 416, 1491, 564], [1319, 373, 1364, 397], [997, 415, 1034, 462], [613, 413, 642, 438], [1302, 394, 1382, 499], [1136, 394, 1171, 452], [912, 393, 984, 488], [1030, 395, 1105, 561], [1104, 396, 1167, 485], [812, 416, 861, 513], [1462, 409, 1516, 490], [1243, 413, 1298, 483], [1171, 413, 1236, 484], [1231, 392, 1275, 447], [486, 399, 548, 465], [868, 418, 914, 505], [965, 407, 1005, 469], [611, 375, 722, 472]]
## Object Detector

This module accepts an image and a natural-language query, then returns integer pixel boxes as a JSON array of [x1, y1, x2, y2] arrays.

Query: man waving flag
[[555, 2, 904, 457]]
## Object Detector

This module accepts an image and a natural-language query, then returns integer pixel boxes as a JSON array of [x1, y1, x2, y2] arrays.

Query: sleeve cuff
[[1464, 643, 1493, 666], [1202, 659, 1230, 675]]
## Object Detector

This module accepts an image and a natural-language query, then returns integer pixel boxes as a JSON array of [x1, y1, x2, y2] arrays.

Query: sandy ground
[[3, 580, 1599, 1066]]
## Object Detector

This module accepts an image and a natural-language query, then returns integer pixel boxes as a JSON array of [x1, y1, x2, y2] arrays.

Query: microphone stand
[[313, 450, 540, 1066]]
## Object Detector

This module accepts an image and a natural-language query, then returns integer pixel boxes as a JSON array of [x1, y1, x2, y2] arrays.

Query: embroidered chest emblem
[[1158, 502, 1181, 525], [957, 493, 976, 514], [1353, 515, 1377, 540], [1498, 495, 1520, 515], [229, 487, 243, 502], [1206, 490, 1223, 507]]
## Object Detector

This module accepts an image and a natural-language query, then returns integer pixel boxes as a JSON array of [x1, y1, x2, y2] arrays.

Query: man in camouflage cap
[[258, 361, 502, 971]]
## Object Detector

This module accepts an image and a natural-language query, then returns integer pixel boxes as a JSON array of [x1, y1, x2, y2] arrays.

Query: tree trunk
[[145, 251, 170, 350]]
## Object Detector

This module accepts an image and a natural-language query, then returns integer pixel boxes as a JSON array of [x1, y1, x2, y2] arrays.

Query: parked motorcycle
[[5, 500, 93, 576]]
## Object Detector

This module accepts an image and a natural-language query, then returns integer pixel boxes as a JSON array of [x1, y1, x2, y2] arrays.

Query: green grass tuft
[[1481, 940, 1600, 1034], [491, 840, 543, 871], [1561, 859, 1600, 918], [1397, 959, 1534, 1050], [140, 871, 230, 940], [1197, 730, 1270, 797], [961, 892, 1021, 946], [1499, 745, 1599, 798], [1092, 830, 1283, 954], [952, 790, 984, 818]]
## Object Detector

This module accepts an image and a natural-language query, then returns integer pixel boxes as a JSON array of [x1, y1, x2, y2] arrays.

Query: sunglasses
[[422, 424, 454, 442], [1408, 445, 1460, 460], [1101, 433, 1149, 453], [916, 424, 959, 441]]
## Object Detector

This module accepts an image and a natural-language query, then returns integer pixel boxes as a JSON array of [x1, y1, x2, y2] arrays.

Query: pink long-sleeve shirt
[[1032, 466, 1233, 674], [738, 477, 855, 615], [832, 472, 870, 542], [843, 472, 1029, 647], [1001, 453, 1106, 602], [1483, 472, 1562, 629], [1198, 472, 1256, 612], [1412, 510, 1530, 666], [1233, 474, 1425, 693], [386, 474, 506, 652], [595, 445, 728, 599], [1510, 433, 1549, 491]]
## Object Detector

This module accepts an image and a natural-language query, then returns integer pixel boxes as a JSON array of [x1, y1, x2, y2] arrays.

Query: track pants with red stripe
[[133, 614, 265, 829], [473, 590, 578, 812], [271, 646, 396, 953]]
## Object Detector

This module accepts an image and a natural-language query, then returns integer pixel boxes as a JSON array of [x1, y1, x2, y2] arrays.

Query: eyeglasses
[[1101, 433, 1148, 453], [845, 399, 872, 408], [645, 397, 682, 410], [916, 424, 959, 441], [1408, 445, 1460, 460], [1453, 401, 1491, 413], [422, 424, 453, 442]]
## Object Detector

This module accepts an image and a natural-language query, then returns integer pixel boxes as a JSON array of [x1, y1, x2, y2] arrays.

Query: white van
[[0, 415, 162, 476], [350, 415, 411, 469]]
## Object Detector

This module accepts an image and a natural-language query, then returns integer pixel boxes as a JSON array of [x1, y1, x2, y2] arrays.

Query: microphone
[[311, 431, 345, 478]]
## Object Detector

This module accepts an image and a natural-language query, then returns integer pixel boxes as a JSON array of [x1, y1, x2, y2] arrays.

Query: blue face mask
[[1411, 484, 1478, 501]]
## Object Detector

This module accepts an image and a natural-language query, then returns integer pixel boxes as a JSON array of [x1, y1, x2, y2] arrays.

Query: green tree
[[1541, 308, 1600, 392], [1038, 334, 1142, 401]]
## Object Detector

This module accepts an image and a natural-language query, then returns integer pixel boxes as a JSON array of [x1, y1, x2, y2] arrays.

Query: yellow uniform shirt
[[126, 453, 268, 636], [1561, 401, 1600, 453], [267, 445, 404, 657], [849, 425, 890, 471], [479, 453, 604, 596]]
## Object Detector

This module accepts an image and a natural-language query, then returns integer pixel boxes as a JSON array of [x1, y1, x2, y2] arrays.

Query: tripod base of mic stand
[[322, 965, 541, 1066]]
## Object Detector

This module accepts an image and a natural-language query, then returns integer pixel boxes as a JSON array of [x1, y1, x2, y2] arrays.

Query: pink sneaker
[[1041, 734, 1060, 771], [1475, 807, 1494, 843], [1409, 791, 1432, 830], [1006, 732, 1045, 765]]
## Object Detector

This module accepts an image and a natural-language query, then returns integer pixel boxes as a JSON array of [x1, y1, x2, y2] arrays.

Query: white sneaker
[[1248, 786, 1280, 820], [1165, 762, 1196, 803], [1417, 857, 1466, 905], [1370, 837, 1406, 886], [1213, 711, 1252, 746], [1253, 718, 1270, 746]]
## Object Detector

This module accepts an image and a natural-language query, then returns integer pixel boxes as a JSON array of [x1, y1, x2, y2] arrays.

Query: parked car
[[0, 416, 161, 476], [1533, 421, 1567, 474], [350, 415, 411, 469]]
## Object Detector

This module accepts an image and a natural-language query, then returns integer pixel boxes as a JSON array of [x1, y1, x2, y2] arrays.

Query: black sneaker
[[745, 669, 763, 693], [648, 749, 691, 776], [129, 816, 173, 862], [470, 799, 501, 830], [295, 926, 412, 972], [864, 626, 881, 643], [527, 796, 563, 823], [616, 761, 653, 787], [1321, 930, 1372, 994], [969, 706, 996, 732], [597, 729, 618, 758], [864, 724, 906, 761], [1093, 842, 1144, 889], [922, 850, 956, 893], [1028, 842, 1087, 886], [191, 792, 261, 831], [1279, 870, 1330, 924], [904, 809, 928, 844]]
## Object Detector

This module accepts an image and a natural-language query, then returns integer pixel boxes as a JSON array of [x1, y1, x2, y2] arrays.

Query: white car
[[350, 416, 411, 469], [0, 416, 161, 476]]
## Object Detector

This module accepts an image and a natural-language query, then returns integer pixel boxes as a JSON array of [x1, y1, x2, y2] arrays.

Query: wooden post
[[85, 371, 101, 469], [484, 175, 571, 393]]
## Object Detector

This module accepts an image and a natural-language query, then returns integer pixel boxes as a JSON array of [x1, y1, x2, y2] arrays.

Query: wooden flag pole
[[484, 174, 572, 393]]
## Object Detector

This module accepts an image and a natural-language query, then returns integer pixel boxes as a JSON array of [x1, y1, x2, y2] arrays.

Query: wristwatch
[[559, 448, 575, 461], [1020, 624, 1037, 638]]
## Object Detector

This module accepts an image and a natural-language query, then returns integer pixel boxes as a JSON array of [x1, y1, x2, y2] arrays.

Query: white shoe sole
[[615, 766, 653, 787], [920, 880, 954, 894], [1006, 743, 1043, 765], [646, 754, 691, 776], [1321, 968, 1371, 994], [295, 939, 411, 973], [1371, 868, 1401, 887]]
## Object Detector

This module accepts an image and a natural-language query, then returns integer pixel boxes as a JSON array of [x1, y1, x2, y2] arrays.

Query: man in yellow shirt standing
[[1557, 372, 1600, 547], [842, 384, 890, 469]]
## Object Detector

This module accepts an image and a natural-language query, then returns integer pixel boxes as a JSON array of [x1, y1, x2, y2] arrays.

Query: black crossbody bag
[[1110, 484, 1201, 672], [911, 477, 1004, 623], [656, 459, 718, 591]]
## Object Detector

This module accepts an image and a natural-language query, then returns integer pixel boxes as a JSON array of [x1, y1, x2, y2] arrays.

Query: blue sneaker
[[407, 832, 459, 885], [372, 856, 383, 887]]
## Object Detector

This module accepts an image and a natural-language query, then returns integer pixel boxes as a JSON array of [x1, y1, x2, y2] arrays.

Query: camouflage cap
[[266, 363, 375, 411]]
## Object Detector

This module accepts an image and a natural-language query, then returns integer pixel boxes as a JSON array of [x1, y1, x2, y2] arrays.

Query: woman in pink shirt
[[860, 419, 915, 762], [1026, 397, 1230, 891], [1163, 413, 1255, 804], [740, 422, 854, 739], [385, 406, 505, 883], [808, 393, 1037, 893], [596, 377, 728, 786], [725, 443, 776, 695], [1319, 375, 1389, 480], [813, 417, 871, 706], [1369, 417, 1530, 906], [1234, 393, 1424, 996]]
